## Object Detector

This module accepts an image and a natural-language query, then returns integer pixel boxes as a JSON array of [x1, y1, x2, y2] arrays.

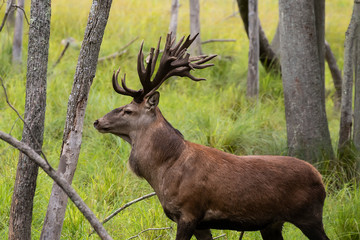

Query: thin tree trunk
[[0, 131, 113, 240], [40, 0, 112, 239], [279, 0, 334, 163], [189, 0, 202, 55], [325, 40, 343, 110], [169, 0, 180, 40], [338, 1, 360, 154], [237, 0, 281, 74], [247, 0, 259, 98], [8, 0, 51, 239], [12, 0, 24, 64], [7, 0, 16, 28]]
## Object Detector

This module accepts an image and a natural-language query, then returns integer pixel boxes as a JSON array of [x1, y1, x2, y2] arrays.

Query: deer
[[94, 33, 330, 240]]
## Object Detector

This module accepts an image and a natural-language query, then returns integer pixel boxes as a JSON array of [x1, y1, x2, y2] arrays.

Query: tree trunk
[[12, 0, 25, 64], [8, 0, 51, 239], [279, 0, 334, 163], [325, 40, 342, 110], [169, 0, 180, 40], [236, 0, 281, 74], [247, 0, 259, 98], [189, 0, 202, 55], [338, 1, 360, 154], [40, 0, 112, 239], [354, 33, 360, 150]]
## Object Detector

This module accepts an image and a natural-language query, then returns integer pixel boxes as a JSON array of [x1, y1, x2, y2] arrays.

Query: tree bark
[[7, 0, 16, 28], [189, 0, 202, 55], [338, 1, 360, 154], [0, 131, 113, 240], [325, 40, 343, 110], [169, 0, 180, 41], [8, 0, 51, 239], [354, 33, 360, 150], [40, 0, 112, 239], [279, 0, 334, 162], [12, 0, 25, 64], [237, 0, 281, 74], [247, 0, 259, 98]]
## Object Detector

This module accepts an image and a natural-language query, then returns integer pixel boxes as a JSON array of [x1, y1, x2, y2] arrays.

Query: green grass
[[1, 0, 359, 239]]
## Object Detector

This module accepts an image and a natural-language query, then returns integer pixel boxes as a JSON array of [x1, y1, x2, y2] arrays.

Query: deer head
[[94, 33, 216, 144]]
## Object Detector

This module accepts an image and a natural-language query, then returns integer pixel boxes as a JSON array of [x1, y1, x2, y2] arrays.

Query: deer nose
[[93, 120, 99, 128]]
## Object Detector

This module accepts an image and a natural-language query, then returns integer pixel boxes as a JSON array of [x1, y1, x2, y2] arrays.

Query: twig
[[214, 233, 226, 239], [0, 76, 49, 165], [0, 131, 113, 240], [201, 39, 236, 45], [89, 192, 156, 236], [98, 37, 138, 62], [11, 4, 29, 25], [53, 41, 70, 67], [125, 227, 172, 240]]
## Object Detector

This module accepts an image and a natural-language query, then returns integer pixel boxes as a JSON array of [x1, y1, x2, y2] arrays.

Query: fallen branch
[[125, 227, 172, 240], [0, 131, 113, 240], [89, 192, 156, 236], [201, 39, 236, 45], [98, 37, 138, 62], [213, 233, 226, 239]]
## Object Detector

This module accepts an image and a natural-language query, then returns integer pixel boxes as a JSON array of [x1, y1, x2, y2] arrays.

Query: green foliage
[[0, 0, 359, 239]]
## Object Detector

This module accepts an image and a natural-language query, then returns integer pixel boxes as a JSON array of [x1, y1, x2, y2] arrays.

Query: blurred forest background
[[1, 0, 360, 239]]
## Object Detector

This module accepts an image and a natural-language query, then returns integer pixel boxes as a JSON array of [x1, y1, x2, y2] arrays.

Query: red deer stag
[[94, 34, 330, 240]]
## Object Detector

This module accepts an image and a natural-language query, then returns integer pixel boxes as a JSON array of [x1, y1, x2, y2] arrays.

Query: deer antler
[[112, 33, 217, 103]]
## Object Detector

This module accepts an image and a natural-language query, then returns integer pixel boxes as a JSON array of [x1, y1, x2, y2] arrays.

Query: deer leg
[[175, 220, 197, 240], [194, 228, 213, 240], [296, 223, 330, 240], [260, 222, 284, 240]]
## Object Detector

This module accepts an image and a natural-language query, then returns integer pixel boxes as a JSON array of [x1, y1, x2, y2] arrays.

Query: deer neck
[[128, 113, 186, 188]]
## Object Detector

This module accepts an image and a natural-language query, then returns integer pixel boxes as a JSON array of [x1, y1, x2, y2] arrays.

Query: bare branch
[[125, 227, 172, 240], [89, 192, 156, 236], [0, 131, 113, 240], [213, 234, 226, 239], [11, 4, 29, 25], [52, 41, 70, 67], [201, 39, 236, 45], [98, 37, 138, 62]]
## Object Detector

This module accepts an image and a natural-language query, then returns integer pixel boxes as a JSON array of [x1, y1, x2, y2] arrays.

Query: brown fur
[[94, 93, 330, 240]]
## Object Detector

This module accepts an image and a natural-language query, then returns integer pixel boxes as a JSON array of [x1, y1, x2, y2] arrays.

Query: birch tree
[[189, 0, 202, 55], [8, 0, 51, 239], [12, 0, 25, 64], [40, 0, 113, 239]]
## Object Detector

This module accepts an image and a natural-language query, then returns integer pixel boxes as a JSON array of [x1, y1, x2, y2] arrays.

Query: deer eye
[[124, 109, 133, 115]]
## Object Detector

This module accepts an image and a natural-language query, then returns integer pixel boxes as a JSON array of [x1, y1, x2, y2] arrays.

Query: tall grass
[[0, 0, 359, 239]]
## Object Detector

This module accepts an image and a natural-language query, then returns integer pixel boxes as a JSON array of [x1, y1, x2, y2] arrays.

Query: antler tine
[[137, 41, 147, 87], [112, 68, 138, 97], [150, 37, 161, 78], [174, 33, 199, 57]]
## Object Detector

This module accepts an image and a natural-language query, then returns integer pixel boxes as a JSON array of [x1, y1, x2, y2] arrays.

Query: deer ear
[[145, 91, 160, 109]]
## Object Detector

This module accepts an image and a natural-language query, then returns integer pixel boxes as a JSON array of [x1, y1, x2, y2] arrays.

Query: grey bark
[[325, 40, 342, 110], [279, 0, 334, 162], [237, 0, 281, 74], [189, 0, 202, 55], [355, 35, 360, 150], [40, 0, 112, 239], [8, 0, 51, 239], [169, 0, 180, 40], [339, 1, 360, 153], [0, 131, 113, 240], [270, 24, 280, 57], [12, 0, 25, 64], [247, 0, 259, 98]]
